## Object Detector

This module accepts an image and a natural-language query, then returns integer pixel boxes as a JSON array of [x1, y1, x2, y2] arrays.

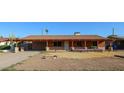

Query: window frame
[[76, 41, 82, 47], [53, 41, 62, 47]]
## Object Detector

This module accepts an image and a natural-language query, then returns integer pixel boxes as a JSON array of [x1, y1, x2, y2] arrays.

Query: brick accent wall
[[98, 41, 105, 50], [98, 41, 105, 47]]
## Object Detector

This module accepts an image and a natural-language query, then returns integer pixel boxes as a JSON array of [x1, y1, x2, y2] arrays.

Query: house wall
[[48, 41, 64, 50], [81, 41, 85, 47], [48, 41, 52, 47], [32, 42, 41, 50], [86, 41, 93, 49], [32, 41, 46, 50], [0, 42, 7, 46], [0, 41, 10, 46]]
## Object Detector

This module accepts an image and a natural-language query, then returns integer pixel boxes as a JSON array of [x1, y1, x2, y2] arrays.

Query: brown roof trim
[[21, 35, 108, 41], [0, 38, 9, 42]]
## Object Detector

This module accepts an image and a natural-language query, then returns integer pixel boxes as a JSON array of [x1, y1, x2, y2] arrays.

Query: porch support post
[[84, 41, 87, 49], [71, 41, 74, 50], [20, 41, 24, 52], [15, 41, 19, 53], [46, 41, 49, 51], [97, 41, 99, 49], [110, 41, 113, 51]]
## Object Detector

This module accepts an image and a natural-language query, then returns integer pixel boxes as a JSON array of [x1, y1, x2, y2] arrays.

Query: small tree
[[0, 35, 3, 38], [9, 33, 16, 45], [9, 33, 17, 52]]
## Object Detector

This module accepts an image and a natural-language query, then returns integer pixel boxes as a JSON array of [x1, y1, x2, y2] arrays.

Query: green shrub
[[91, 46, 97, 49], [0, 45, 11, 50]]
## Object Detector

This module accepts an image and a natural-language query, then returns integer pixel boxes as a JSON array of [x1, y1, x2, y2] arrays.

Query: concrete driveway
[[0, 51, 40, 70]]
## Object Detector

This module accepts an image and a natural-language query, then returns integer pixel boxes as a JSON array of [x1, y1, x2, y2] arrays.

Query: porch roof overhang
[[17, 35, 108, 41], [19, 39, 108, 41]]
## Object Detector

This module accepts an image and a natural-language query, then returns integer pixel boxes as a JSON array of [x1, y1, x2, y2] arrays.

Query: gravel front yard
[[3, 51, 124, 71]]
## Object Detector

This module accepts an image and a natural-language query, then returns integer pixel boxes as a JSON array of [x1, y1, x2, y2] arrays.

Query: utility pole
[[112, 28, 115, 35], [41, 28, 44, 35]]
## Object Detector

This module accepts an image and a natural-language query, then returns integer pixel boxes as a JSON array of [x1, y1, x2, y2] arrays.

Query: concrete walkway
[[0, 51, 40, 70]]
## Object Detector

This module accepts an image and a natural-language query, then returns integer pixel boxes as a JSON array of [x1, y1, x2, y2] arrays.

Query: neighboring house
[[0, 38, 10, 46], [16, 33, 107, 51], [108, 35, 124, 50]]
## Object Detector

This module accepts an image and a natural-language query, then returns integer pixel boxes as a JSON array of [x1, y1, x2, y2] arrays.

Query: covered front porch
[[19, 40, 105, 52], [69, 40, 105, 52]]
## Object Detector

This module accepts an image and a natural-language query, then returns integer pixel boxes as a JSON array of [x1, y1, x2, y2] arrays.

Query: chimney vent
[[74, 32, 80, 35]]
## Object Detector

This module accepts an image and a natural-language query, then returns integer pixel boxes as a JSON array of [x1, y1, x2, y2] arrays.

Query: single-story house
[[0, 38, 10, 46], [16, 33, 107, 51]]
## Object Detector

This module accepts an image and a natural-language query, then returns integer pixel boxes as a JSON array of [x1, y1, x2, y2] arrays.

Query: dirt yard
[[2, 51, 124, 71], [44, 51, 124, 59]]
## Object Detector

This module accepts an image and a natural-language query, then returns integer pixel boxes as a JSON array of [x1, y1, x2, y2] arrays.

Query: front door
[[64, 41, 69, 50]]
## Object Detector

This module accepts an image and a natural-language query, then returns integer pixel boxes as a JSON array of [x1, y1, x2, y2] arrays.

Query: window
[[53, 41, 62, 47], [91, 41, 97, 49], [58, 42, 62, 46], [76, 41, 82, 47], [93, 41, 97, 46]]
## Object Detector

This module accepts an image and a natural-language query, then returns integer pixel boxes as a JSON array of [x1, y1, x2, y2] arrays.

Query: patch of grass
[[16, 62, 23, 65], [0, 45, 10, 50]]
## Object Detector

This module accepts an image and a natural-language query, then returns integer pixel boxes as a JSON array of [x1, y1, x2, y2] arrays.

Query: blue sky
[[0, 22, 124, 38]]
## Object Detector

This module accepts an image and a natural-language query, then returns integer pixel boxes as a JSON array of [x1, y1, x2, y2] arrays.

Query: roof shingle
[[21, 35, 107, 40]]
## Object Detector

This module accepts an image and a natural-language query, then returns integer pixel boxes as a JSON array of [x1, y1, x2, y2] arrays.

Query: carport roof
[[108, 35, 124, 40]]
